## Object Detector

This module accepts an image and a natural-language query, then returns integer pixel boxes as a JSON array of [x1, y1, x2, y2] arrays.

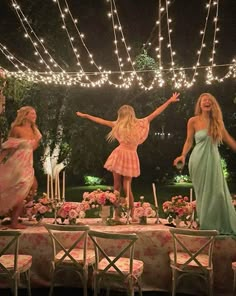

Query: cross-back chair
[[88, 230, 144, 296], [169, 228, 219, 296], [44, 224, 95, 296], [0, 230, 32, 296]]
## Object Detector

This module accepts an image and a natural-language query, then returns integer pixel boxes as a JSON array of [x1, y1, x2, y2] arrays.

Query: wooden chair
[[44, 224, 96, 296], [0, 230, 32, 296], [169, 228, 218, 296], [88, 230, 144, 296]]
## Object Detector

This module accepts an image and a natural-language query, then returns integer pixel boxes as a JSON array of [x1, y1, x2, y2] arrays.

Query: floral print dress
[[0, 137, 35, 215]]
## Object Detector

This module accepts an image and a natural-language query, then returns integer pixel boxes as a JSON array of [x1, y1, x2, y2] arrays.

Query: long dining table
[[0, 217, 235, 295]]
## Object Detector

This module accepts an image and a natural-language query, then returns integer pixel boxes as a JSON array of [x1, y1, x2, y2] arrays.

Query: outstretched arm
[[76, 111, 114, 128], [146, 92, 180, 122], [173, 117, 195, 167], [222, 127, 236, 152]]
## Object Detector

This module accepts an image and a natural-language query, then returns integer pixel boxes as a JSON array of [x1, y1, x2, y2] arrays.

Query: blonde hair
[[195, 93, 224, 143], [9, 106, 38, 136], [107, 105, 138, 142]]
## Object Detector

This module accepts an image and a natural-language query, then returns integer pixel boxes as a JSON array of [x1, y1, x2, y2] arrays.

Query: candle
[[47, 174, 49, 199], [50, 174, 54, 200], [55, 174, 58, 200], [62, 171, 65, 201], [126, 182, 129, 209], [190, 188, 193, 203], [152, 183, 158, 208], [57, 173, 61, 201]]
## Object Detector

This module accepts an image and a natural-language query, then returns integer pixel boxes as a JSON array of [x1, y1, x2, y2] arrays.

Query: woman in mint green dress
[[174, 93, 236, 235]]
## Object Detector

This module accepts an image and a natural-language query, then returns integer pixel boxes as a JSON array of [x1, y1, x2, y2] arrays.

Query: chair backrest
[[0, 230, 22, 275], [169, 228, 219, 270], [88, 230, 138, 278], [44, 223, 90, 267]]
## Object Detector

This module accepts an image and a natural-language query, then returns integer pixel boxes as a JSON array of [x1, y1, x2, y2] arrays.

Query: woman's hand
[[76, 111, 87, 118], [169, 92, 180, 103], [173, 155, 185, 168]]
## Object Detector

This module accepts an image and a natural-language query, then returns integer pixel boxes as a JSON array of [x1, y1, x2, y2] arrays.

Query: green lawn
[[52, 179, 236, 218]]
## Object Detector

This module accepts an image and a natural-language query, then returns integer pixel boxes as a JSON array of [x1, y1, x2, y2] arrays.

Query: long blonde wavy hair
[[107, 105, 138, 142], [195, 93, 224, 143], [9, 106, 39, 136]]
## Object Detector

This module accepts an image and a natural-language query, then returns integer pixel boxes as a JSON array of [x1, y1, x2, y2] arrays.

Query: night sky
[[0, 0, 235, 75]]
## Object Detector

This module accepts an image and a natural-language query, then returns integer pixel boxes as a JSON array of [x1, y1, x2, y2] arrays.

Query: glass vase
[[174, 217, 181, 228], [100, 205, 111, 224]]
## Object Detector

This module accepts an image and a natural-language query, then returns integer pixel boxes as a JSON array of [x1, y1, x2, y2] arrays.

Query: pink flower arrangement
[[57, 202, 86, 224], [162, 195, 195, 224], [25, 193, 53, 221], [133, 196, 156, 221], [82, 189, 120, 209]]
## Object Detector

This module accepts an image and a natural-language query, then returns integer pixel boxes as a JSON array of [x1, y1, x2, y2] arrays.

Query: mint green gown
[[189, 129, 236, 235]]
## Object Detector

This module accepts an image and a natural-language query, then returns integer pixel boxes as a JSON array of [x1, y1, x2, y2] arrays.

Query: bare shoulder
[[9, 126, 22, 137], [187, 116, 197, 126]]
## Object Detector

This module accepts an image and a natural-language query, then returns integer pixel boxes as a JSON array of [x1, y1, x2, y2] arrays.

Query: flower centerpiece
[[25, 193, 53, 222], [133, 196, 156, 224], [82, 189, 120, 223], [162, 195, 195, 226], [57, 202, 86, 224], [82, 189, 120, 209]]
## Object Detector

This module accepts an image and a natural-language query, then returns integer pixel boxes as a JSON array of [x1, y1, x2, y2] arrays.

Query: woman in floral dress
[[76, 92, 179, 219], [0, 106, 42, 228]]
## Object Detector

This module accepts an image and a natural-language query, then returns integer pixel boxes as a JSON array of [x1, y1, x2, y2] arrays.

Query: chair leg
[[82, 271, 88, 296], [172, 269, 177, 296], [24, 269, 32, 296], [208, 271, 214, 296], [13, 275, 18, 296], [49, 272, 55, 296], [93, 275, 98, 296], [106, 286, 110, 296], [137, 279, 143, 296]]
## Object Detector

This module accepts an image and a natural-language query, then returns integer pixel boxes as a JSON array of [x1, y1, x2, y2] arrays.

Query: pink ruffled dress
[[0, 138, 35, 215], [104, 118, 150, 177]]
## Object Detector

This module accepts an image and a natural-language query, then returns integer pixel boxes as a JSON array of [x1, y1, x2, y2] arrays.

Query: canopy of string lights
[[0, 0, 235, 90]]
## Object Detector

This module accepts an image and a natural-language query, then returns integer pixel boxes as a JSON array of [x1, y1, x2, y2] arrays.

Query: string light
[[0, 0, 234, 89]]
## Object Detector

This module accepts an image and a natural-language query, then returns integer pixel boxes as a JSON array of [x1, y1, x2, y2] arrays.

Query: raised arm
[[173, 117, 195, 167], [222, 127, 236, 152], [146, 92, 180, 123], [76, 111, 114, 128]]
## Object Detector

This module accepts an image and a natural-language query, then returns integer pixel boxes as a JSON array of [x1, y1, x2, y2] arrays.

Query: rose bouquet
[[25, 193, 53, 222], [57, 202, 86, 224], [82, 189, 120, 209], [133, 196, 156, 224], [162, 195, 195, 224]]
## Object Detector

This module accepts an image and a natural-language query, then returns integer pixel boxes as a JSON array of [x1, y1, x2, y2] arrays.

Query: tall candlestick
[[152, 183, 158, 208], [50, 174, 54, 200], [62, 171, 65, 201], [190, 188, 193, 203], [57, 174, 61, 201], [47, 174, 50, 199], [55, 174, 58, 200]]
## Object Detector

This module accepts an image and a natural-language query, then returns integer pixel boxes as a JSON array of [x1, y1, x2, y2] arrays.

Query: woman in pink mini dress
[[76, 92, 179, 219], [0, 106, 42, 228]]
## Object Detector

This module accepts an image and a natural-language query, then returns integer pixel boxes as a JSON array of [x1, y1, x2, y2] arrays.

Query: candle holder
[[126, 207, 131, 225], [155, 206, 161, 224], [52, 198, 64, 224]]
